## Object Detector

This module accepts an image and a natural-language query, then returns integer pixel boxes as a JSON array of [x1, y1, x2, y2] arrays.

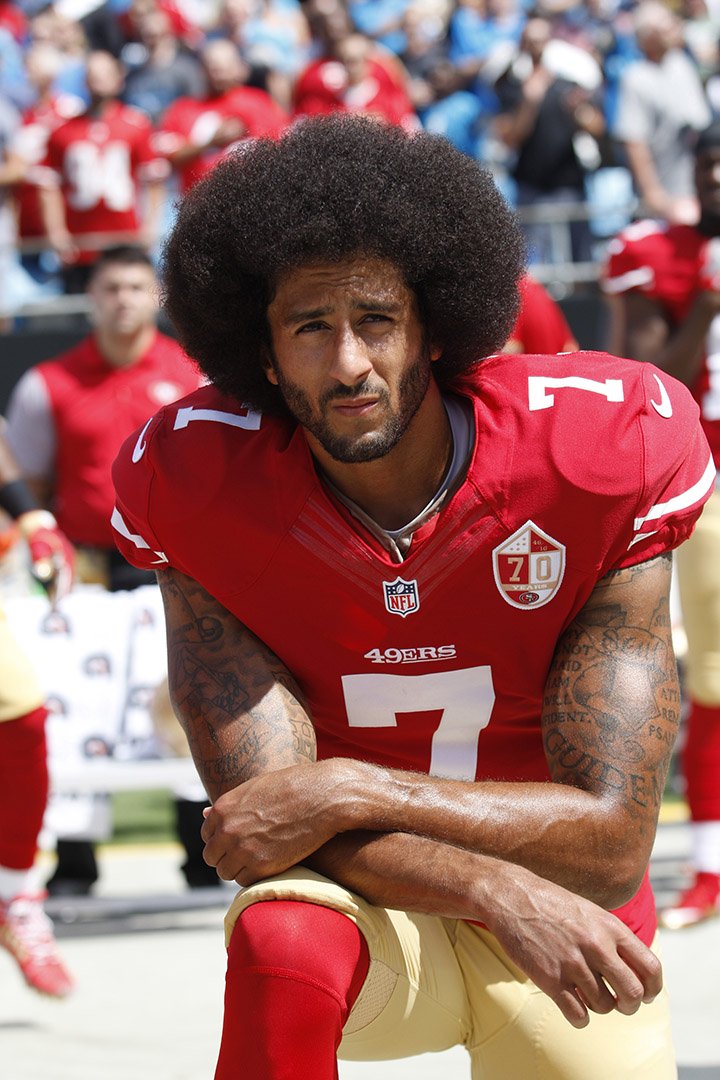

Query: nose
[[327, 326, 374, 387]]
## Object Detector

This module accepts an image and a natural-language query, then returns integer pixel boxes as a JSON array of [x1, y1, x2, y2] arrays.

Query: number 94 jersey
[[112, 351, 713, 785]]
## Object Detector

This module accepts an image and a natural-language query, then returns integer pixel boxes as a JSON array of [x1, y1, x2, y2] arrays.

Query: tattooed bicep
[[542, 552, 679, 822], [156, 569, 316, 798]]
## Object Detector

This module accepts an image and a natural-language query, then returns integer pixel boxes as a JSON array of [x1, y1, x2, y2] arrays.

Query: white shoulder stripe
[[627, 529, 659, 550], [632, 454, 717, 534], [111, 507, 169, 564], [111, 506, 150, 550]]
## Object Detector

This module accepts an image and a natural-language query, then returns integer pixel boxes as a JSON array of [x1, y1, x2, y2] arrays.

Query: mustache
[[319, 380, 389, 407]]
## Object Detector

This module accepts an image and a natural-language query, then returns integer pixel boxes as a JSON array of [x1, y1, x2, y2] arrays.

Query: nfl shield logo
[[492, 520, 565, 610], [383, 576, 420, 618]]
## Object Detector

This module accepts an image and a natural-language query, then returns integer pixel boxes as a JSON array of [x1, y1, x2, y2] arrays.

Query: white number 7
[[528, 376, 624, 411], [341, 666, 495, 780]]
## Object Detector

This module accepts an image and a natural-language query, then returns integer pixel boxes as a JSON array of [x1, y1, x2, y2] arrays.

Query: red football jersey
[[13, 94, 84, 238], [42, 102, 168, 262], [603, 220, 720, 466], [37, 332, 201, 547], [293, 57, 415, 127], [155, 88, 289, 193], [112, 351, 714, 942], [507, 274, 577, 354]]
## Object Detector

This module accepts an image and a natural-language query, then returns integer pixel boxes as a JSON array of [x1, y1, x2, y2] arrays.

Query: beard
[[272, 344, 433, 463]]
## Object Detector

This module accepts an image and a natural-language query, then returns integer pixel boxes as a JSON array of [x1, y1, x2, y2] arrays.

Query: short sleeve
[[615, 364, 715, 568], [111, 415, 171, 573], [4, 368, 56, 479], [601, 222, 661, 298]]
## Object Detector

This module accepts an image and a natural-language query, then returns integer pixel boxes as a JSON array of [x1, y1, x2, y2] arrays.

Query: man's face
[[696, 148, 720, 220], [85, 51, 124, 101], [265, 256, 437, 464], [88, 262, 158, 338]]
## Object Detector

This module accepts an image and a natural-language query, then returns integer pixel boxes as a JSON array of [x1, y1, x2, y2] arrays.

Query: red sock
[[215, 900, 370, 1080], [683, 702, 720, 821], [0, 706, 49, 870]]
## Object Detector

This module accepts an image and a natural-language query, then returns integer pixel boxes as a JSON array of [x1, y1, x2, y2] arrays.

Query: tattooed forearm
[[542, 553, 678, 821], [157, 568, 316, 799]]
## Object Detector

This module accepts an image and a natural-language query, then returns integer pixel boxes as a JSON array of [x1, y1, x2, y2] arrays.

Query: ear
[[262, 348, 279, 386], [430, 344, 442, 363]]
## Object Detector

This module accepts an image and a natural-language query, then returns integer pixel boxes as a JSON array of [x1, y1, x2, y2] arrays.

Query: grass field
[[110, 789, 177, 845]]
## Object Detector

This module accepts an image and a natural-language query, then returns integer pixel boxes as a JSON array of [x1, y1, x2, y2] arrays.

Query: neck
[[310, 382, 453, 531], [88, 97, 113, 117], [150, 38, 177, 64], [95, 324, 155, 368]]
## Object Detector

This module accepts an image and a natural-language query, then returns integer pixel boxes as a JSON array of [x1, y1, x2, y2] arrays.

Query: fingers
[[553, 988, 590, 1029], [617, 940, 663, 1004]]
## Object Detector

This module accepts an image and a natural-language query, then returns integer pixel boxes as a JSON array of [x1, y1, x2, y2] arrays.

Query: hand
[[201, 761, 345, 885], [49, 229, 79, 266], [523, 65, 553, 106], [481, 864, 663, 1029], [210, 117, 247, 148], [17, 510, 75, 604]]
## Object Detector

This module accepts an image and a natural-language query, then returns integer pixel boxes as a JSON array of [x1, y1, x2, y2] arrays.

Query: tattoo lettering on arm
[[543, 554, 678, 830], [156, 568, 316, 799]]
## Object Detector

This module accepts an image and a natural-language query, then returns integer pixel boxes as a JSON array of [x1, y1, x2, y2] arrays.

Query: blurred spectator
[[0, 23, 31, 108], [154, 37, 287, 194], [348, 0, 413, 55], [400, 1, 450, 100], [11, 42, 84, 287], [118, 0, 202, 51], [211, 0, 311, 110], [28, 9, 92, 103], [294, 0, 415, 123], [0, 90, 28, 327], [503, 272, 579, 352], [613, 0, 710, 225], [70, 1, 126, 56], [448, 0, 525, 79], [680, 0, 720, 82], [122, 5, 205, 123], [35, 49, 169, 292], [4, 245, 210, 894], [410, 56, 485, 157], [494, 16, 606, 263]]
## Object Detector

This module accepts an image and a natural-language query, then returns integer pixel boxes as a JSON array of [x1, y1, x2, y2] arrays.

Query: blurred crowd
[[1, 0, 720, 315]]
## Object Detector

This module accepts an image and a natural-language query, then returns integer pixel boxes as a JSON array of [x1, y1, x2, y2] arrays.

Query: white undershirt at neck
[[324, 392, 475, 563]]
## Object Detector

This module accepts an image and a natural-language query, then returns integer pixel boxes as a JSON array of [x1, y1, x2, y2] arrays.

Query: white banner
[[5, 584, 200, 840]]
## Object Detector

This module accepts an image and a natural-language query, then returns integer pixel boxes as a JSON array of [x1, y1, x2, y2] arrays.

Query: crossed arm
[[157, 553, 675, 1026]]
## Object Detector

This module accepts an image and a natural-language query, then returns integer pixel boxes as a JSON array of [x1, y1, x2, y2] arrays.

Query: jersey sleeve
[[4, 368, 56, 478], [111, 413, 172, 573], [614, 362, 715, 569], [601, 221, 666, 298]]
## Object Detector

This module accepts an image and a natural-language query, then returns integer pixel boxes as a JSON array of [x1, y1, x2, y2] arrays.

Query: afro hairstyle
[[162, 115, 526, 415]]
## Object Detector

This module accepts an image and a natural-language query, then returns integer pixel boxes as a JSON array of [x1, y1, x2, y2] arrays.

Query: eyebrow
[[280, 299, 403, 328]]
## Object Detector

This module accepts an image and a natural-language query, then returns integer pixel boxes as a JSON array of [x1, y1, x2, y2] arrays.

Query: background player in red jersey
[[112, 117, 714, 1079], [5, 245, 209, 895], [503, 273, 578, 354], [35, 50, 168, 292], [0, 434, 74, 998], [154, 38, 288, 195], [603, 121, 720, 930]]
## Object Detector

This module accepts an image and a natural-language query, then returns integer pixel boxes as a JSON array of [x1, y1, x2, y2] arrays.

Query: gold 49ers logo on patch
[[492, 521, 566, 610]]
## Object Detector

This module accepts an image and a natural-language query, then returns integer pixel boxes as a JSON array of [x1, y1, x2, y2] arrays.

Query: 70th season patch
[[492, 520, 566, 610]]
